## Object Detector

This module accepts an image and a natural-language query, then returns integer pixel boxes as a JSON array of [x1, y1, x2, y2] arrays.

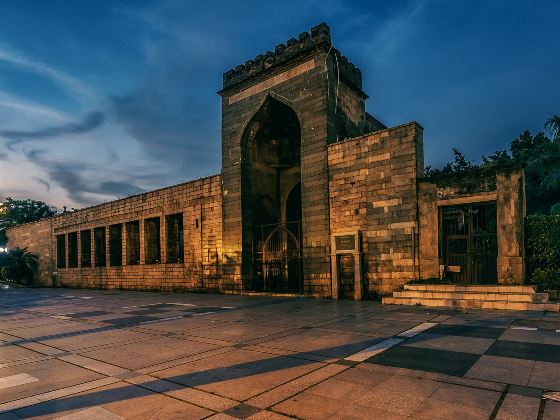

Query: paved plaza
[[1, 288, 560, 419]]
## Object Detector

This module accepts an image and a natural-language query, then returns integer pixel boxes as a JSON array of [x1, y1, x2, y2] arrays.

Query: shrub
[[0, 247, 39, 286], [526, 215, 560, 290]]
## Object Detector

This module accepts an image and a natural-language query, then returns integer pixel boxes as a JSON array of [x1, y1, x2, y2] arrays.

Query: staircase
[[382, 284, 559, 311]]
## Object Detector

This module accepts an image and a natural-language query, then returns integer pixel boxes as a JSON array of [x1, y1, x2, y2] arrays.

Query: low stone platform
[[383, 284, 560, 311]]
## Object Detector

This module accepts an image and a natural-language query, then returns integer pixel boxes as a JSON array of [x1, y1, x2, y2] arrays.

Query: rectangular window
[[126, 221, 140, 265], [80, 230, 92, 267], [56, 234, 66, 268], [109, 224, 122, 266], [166, 213, 184, 263], [67, 232, 78, 268], [94, 227, 106, 267], [144, 217, 161, 264]]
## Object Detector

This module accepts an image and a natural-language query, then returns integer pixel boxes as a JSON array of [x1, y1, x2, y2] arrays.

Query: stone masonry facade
[[6, 23, 526, 297]]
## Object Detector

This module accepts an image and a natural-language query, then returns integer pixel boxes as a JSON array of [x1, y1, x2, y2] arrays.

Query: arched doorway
[[242, 96, 302, 292]]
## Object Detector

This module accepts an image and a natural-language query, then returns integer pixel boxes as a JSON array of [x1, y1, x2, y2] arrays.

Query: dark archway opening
[[242, 96, 302, 292]]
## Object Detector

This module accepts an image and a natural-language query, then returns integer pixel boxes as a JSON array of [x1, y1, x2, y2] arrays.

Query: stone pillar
[[122, 224, 127, 266], [353, 253, 363, 300], [160, 215, 167, 264], [139, 219, 145, 265], [496, 169, 526, 284], [418, 182, 440, 279], [330, 255, 339, 299]]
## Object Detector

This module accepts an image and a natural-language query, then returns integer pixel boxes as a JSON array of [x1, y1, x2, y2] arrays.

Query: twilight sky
[[0, 0, 558, 210]]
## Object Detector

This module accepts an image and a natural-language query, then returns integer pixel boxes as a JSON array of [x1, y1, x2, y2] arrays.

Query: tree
[[0, 247, 39, 286], [425, 148, 474, 177], [426, 116, 560, 215], [0, 198, 57, 246], [545, 113, 560, 140]]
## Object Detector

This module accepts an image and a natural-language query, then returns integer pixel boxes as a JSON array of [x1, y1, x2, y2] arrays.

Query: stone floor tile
[[375, 374, 440, 397], [403, 332, 495, 354], [465, 355, 535, 386], [0, 342, 46, 364], [124, 374, 183, 393], [368, 345, 480, 377], [495, 393, 540, 420], [509, 384, 543, 398], [272, 391, 348, 419], [429, 382, 501, 410], [39, 328, 156, 352], [528, 361, 560, 391], [166, 386, 239, 411], [80, 336, 219, 370], [498, 328, 548, 344], [13, 381, 212, 420], [154, 348, 325, 401], [246, 410, 292, 419], [305, 378, 373, 402], [329, 403, 407, 419], [356, 387, 427, 416], [246, 364, 347, 408], [57, 355, 129, 376], [411, 398, 492, 420], [333, 366, 391, 387], [543, 400, 560, 420], [206, 414, 242, 420], [0, 359, 105, 404], [428, 324, 506, 339], [223, 403, 261, 419], [53, 406, 123, 419], [256, 328, 381, 359]]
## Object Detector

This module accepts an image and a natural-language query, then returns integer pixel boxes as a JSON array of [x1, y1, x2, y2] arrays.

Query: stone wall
[[7, 175, 222, 291], [328, 122, 424, 294], [5, 218, 53, 285]]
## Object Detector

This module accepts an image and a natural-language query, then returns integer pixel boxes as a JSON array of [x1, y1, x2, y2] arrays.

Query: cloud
[[32, 177, 50, 192], [24, 149, 143, 206], [0, 91, 69, 122], [0, 152, 7, 161], [0, 44, 96, 101], [0, 111, 105, 148]]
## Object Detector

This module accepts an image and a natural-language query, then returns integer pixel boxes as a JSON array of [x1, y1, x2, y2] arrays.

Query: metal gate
[[441, 203, 498, 284], [252, 222, 302, 292]]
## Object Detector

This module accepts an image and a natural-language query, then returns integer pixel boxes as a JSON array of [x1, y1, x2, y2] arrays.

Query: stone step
[[403, 284, 536, 294], [382, 296, 559, 312], [393, 290, 550, 303]]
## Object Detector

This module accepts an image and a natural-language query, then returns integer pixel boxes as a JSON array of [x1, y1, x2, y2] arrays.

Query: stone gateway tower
[[7, 23, 527, 300], [220, 23, 386, 295]]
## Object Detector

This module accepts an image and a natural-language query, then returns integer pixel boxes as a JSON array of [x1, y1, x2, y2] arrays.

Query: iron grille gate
[[441, 203, 498, 284], [251, 221, 303, 293]]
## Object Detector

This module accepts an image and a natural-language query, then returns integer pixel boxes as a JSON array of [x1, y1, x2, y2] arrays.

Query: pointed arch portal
[[242, 96, 303, 292]]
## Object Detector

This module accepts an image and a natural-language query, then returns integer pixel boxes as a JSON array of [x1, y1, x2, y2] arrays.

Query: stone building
[[6, 23, 526, 299]]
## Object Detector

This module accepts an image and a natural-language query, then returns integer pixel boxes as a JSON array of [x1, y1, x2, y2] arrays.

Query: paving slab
[[0, 287, 552, 419], [495, 393, 540, 420]]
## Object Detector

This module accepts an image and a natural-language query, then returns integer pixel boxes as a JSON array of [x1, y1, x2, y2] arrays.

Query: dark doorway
[[338, 254, 355, 298], [242, 96, 302, 292], [440, 202, 498, 284]]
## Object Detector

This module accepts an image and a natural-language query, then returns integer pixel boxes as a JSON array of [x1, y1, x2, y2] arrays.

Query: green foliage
[[425, 149, 474, 177], [545, 113, 560, 140], [526, 215, 560, 290], [425, 115, 560, 215], [0, 197, 57, 246], [0, 247, 39, 286]]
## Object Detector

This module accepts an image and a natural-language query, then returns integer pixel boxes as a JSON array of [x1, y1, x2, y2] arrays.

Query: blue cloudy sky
[[0, 0, 558, 209]]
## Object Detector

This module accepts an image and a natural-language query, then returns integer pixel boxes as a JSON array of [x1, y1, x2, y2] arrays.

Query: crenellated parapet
[[222, 22, 362, 91]]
